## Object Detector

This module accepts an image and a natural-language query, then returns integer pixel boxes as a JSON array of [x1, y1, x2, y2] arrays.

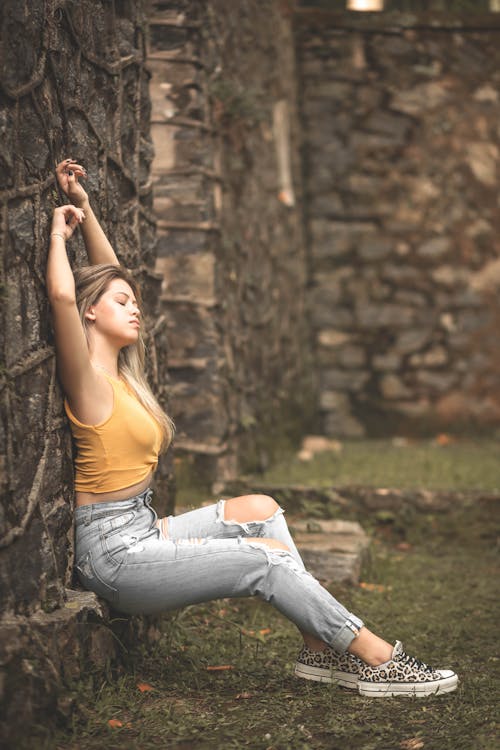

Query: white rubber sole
[[358, 673, 458, 698], [294, 662, 359, 689]]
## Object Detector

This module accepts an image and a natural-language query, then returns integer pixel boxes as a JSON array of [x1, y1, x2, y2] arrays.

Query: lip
[[129, 320, 140, 328]]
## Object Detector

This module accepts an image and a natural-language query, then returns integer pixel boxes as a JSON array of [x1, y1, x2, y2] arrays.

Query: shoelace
[[399, 651, 435, 673]]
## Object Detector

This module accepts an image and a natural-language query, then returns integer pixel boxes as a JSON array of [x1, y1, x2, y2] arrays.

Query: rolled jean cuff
[[330, 615, 365, 653]]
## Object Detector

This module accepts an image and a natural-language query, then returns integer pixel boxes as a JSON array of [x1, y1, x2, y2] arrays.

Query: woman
[[46, 158, 458, 698]]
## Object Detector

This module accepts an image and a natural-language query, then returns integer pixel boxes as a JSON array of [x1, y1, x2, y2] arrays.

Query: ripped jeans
[[74, 489, 363, 653]]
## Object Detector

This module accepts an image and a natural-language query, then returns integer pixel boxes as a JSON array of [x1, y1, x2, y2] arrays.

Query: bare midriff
[[75, 470, 153, 507]]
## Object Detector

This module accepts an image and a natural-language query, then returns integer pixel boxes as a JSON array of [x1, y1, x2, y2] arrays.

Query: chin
[[118, 332, 139, 348]]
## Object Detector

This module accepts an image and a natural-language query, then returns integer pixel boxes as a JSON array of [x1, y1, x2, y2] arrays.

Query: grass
[[30, 500, 499, 750], [254, 438, 500, 493]]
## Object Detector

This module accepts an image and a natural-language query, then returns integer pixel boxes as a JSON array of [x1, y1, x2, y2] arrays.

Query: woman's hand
[[56, 158, 88, 207], [51, 205, 86, 241]]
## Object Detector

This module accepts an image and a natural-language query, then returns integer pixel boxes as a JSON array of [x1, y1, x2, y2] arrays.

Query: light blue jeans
[[74, 489, 363, 653]]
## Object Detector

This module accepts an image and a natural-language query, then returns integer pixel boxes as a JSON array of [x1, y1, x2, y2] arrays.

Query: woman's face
[[86, 278, 141, 346]]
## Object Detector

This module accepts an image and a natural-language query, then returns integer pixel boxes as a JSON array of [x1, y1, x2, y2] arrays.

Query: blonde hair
[[73, 264, 174, 450]]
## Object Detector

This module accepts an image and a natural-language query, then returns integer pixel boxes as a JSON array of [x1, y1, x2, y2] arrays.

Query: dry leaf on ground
[[400, 738, 424, 749], [359, 582, 391, 593], [137, 682, 154, 692]]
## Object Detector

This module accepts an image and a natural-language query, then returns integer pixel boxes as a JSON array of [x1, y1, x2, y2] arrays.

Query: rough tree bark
[[0, 0, 171, 741]]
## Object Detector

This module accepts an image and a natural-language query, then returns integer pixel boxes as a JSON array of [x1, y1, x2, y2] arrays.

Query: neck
[[89, 339, 120, 379]]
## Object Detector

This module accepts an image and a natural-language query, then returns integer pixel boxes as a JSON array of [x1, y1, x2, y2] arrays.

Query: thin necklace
[[93, 363, 119, 379]]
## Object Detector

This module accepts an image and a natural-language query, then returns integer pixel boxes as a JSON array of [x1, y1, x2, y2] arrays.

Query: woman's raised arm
[[46, 204, 95, 400], [56, 158, 119, 267]]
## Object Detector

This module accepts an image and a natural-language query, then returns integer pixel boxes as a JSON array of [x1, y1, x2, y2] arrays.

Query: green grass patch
[[31, 501, 499, 750], [254, 438, 500, 492]]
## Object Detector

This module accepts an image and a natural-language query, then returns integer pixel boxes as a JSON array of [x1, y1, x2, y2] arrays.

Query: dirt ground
[[28, 497, 499, 750]]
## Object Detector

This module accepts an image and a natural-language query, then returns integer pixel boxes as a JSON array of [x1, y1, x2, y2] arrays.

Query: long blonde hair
[[73, 264, 174, 450]]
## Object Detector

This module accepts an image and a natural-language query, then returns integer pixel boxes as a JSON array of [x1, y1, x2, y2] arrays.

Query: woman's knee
[[224, 494, 280, 524]]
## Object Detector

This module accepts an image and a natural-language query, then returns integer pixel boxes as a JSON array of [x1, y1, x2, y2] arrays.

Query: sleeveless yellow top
[[64, 374, 162, 493]]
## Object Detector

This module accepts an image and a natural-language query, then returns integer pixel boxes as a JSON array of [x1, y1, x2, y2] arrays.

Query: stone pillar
[[149, 0, 314, 493], [147, 1, 230, 493], [0, 0, 166, 741]]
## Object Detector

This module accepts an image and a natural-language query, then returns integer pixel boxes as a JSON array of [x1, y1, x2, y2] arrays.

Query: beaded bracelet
[[51, 232, 66, 241]]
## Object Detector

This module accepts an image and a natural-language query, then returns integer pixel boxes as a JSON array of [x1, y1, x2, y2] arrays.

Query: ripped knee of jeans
[[216, 498, 285, 534], [155, 517, 169, 540], [242, 538, 311, 577]]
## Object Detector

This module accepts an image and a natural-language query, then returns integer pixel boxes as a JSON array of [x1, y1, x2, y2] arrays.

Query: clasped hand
[[51, 204, 85, 241], [51, 157, 88, 240]]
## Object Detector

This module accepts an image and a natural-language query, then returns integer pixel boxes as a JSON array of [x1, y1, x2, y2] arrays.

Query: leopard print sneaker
[[358, 641, 458, 697], [294, 645, 364, 689]]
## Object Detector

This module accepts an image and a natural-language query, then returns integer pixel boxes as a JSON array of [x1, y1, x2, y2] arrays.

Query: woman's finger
[[59, 204, 85, 222], [56, 158, 73, 174], [56, 159, 87, 179], [67, 161, 86, 172]]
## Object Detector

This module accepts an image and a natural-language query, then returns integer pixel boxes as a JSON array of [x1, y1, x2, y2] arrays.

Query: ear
[[85, 306, 96, 322]]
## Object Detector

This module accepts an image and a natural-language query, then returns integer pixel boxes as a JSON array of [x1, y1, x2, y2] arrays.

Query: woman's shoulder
[[64, 369, 115, 426]]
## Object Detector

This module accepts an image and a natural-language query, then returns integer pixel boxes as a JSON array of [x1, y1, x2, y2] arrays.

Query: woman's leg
[[161, 495, 393, 659], [162, 494, 305, 567], [86, 504, 364, 655], [76, 497, 457, 696]]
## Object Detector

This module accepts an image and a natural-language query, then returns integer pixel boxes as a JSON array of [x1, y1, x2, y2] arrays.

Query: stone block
[[389, 399, 432, 418], [390, 80, 450, 115], [149, 23, 190, 54], [357, 237, 393, 261], [151, 122, 177, 169], [363, 111, 413, 143], [156, 252, 216, 303], [306, 81, 352, 101], [409, 346, 448, 368], [0, 590, 116, 746], [292, 519, 370, 586], [319, 390, 351, 411], [394, 290, 427, 307], [465, 142, 498, 186], [323, 410, 366, 438], [372, 352, 402, 371], [317, 330, 353, 348], [417, 237, 451, 260], [350, 131, 401, 154], [379, 374, 412, 400], [356, 304, 416, 329], [311, 305, 355, 329], [335, 345, 367, 369], [381, 265, 423, 286], [309, 192, 344, 215], [321, 369, 370, 392], [311, 276, 344, 306], [415, 370, 458, 392], [395, 328, 431, 354], [432, 266, 472, 287], [156, 228, 212, 256]]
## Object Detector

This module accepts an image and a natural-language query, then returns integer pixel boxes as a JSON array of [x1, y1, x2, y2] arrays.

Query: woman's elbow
[[47, 286, 77, 306]]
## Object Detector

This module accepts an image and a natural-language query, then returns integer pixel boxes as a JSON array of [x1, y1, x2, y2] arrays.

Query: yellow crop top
[[64, 374, 162, 493]]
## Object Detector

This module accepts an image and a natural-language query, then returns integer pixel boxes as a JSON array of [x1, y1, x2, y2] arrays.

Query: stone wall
[[149, 0, 313, 490], [296, 10, 500, 436], [0, 0, 166, 740]]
